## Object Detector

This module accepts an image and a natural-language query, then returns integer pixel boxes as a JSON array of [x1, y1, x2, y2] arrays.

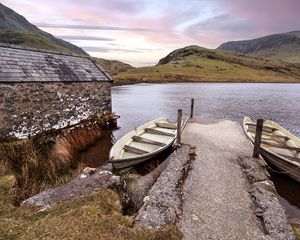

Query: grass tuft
[[0, 176, 182, 240], [0, 120, 107, 203]]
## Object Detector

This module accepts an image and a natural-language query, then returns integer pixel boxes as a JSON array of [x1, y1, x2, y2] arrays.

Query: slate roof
[[0, 44, 112, 82]]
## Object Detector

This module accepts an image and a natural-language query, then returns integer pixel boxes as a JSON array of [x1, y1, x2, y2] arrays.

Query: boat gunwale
[[243, 117, 300, 168], [109, 117, 178, 162]]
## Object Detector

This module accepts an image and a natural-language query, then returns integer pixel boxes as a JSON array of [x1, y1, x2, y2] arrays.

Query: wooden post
[[190, 98, 194, 118], [176, 109, 182, 145], [253, 119, 264, 158]]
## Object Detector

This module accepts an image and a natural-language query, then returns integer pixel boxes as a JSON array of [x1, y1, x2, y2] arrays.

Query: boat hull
[[243, 117, 300, 182], [110, 144, 172, 169], [260, 148, 300, 182], [109, 117, 180, 169]]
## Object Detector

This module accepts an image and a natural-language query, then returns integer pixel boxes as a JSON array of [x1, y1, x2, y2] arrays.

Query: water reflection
[[270, 171, 300, 219], [79, 129, 115, 170], [112, 83, 300, 139]]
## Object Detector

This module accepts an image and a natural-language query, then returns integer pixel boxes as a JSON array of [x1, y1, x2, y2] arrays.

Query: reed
[[0, 122, 105, 203], [58, 124, 102, 152]]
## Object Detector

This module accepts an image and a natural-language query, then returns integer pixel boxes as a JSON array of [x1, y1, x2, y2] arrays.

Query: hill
[[217, 31, 300, 63], [114, 45, 300, 84], [94, 58, 134, 76], [0, 3, 87, 55]]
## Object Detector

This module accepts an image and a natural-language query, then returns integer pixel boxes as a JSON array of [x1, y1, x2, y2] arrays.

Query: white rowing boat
[[243, 117, 300, 182], [109, 117, 182, 169]]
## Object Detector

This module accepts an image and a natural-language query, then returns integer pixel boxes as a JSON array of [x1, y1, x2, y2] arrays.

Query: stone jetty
[[136, 117, 295, 240]]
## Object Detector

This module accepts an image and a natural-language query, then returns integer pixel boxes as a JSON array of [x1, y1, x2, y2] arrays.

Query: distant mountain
[[94, 58, 134, 76], [114, 45, 300, 84], [0, 3, 87, 55], [217, 31, 300, 63]]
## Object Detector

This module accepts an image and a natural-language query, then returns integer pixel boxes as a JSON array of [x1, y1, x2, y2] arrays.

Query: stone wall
[[0, 81, 111, 139]]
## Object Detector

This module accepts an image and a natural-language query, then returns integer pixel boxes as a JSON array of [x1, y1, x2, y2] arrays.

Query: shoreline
[[112, 79, 300, 86]]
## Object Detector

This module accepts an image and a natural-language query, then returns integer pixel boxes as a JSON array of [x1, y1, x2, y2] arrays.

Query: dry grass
[[0, 174, 181, 240], [292, 225, 300, 240], [0, 123, 105, 203], [0, 139, 74, 203], [56, 124, 102, 153]]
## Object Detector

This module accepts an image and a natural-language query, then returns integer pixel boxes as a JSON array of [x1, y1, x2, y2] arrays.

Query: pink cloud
[[221, 0, 300, 36], [2, 0, 299, 66]]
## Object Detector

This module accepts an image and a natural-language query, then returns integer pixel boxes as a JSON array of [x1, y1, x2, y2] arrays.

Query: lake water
[[112, 83, 300, 139], [111, 82, 300, 219]]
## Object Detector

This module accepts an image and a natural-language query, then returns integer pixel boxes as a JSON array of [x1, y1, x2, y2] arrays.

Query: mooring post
[[190, 98, 194, 118], [176, 109, 182, 145], [253, 118, 264, 158]]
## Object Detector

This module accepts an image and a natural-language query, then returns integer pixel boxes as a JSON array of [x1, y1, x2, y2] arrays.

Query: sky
[[2, 0, 300, 66]]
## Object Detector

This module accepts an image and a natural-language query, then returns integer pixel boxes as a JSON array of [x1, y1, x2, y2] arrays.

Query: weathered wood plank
[[262, 133, 290, 141], [190, 98, 194, 118], [253, 119, 264, 158], [124, 145, 149, 155], [156, 122, 177, 129], [145, 128, 176, 137], [176, 109, 182, 144], [132, 136, 166, 147], [246, 122, 277, 132], [261, 140, 300, 152], [247, 127, 290, 141]]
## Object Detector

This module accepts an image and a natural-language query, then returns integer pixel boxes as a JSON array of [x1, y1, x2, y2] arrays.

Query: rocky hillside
[[114, 45, 300, 84], [217, 31, 300, 63], [95, 58, 134, 76], [0, 3, 87, 55]]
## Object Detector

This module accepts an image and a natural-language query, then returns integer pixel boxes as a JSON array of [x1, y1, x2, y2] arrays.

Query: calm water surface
[[112, 83, 300, 139], [111, 83, 300, 219]]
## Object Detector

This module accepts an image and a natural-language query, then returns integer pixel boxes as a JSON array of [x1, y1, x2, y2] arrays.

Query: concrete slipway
[[135, 117, 295, 240]]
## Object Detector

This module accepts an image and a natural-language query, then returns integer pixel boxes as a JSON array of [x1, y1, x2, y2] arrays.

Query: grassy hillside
[[0, 3, 87, 55], [113, 46, 300, 84], [95, 58, 134, 76], [0, 175, 180, 239], [0, 28, 80, 54], [217, 31, 300, 63]]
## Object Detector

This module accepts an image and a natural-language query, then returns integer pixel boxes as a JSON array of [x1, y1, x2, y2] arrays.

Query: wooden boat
[[109, 117, 182, 169], [243, 117, 300, 182]]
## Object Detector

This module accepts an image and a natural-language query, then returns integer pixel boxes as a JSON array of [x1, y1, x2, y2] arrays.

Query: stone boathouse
[[0, 44, 113, 139]]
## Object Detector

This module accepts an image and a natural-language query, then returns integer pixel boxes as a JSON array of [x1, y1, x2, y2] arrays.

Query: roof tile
[[0, 46, 112, 82]]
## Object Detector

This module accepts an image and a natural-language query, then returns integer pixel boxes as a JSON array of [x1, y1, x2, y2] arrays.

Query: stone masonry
[[0, 44, 112, 139]]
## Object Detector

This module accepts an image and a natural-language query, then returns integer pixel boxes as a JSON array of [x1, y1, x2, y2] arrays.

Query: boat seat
[[132, 136, 166, 147], [124, 145, 149, 155], [156, 122, 177, 129], [261, 140, 300, 152], [247, 128, 290, 141], [145, 128, 175, 137], [246, 122, 278, 132]]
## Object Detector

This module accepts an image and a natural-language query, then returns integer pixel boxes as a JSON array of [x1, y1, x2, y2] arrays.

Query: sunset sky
[[2, 0, 300, 66]]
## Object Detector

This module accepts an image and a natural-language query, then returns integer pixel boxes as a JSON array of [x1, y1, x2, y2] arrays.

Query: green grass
[[247, 44, 300, 64], [113, 46, 300, 84], [95, 58, 134, 76], [0, 29, 76, 54], [218, 31, 300, 64], [0, 175, 181, 240]]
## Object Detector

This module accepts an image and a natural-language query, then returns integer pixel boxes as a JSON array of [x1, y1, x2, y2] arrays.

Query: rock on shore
[[134, 145, 192, 229], [21, 167, 127, 210]]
